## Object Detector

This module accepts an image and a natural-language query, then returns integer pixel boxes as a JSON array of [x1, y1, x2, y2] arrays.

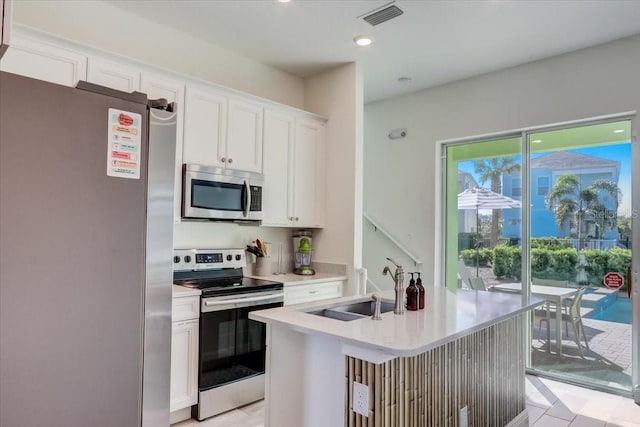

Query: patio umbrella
[[457, 187, 522, 276]]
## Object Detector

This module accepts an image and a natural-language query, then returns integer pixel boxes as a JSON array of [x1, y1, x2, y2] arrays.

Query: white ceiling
[[106, 0, 640, 103]]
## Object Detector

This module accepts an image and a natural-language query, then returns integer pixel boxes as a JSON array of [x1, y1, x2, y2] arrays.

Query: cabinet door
[[0, 36, 87, 87], [170, 319, 199, 412], [262, 109, 294, 226], [284, 280, 343, 305], [293, 118, 326, 228], [183, 85, 227, 168], [87, 57, 140, 92], [226, 97, 263, 173], [140, 72, 185, 223]]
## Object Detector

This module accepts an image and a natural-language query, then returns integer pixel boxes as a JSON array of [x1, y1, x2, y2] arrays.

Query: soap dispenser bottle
[[416, 272, 425, 310], [406, 273, 418, 311]]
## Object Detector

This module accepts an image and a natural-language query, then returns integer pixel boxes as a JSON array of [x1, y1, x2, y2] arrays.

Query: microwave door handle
[[243, 180, 251, 218]]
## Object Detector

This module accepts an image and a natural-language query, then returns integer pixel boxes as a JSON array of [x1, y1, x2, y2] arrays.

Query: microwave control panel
[[250, 186, 262, 211], [173, 248, 245, 271]]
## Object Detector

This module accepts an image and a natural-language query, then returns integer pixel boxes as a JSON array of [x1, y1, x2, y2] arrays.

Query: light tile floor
[[175, 375, 640, 426], [526, 375, 640, 426]]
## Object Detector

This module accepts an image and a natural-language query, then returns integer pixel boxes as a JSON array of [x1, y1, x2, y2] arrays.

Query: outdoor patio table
[[490, 283, 579, 355]]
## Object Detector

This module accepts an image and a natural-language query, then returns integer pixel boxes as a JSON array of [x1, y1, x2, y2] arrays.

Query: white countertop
[[172, 284, 201, 297], [244, 272, 347, 286], [250, 286, 543, 358]]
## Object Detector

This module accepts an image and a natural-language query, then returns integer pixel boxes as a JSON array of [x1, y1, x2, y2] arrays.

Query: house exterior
[[502, 151, 620, 240]]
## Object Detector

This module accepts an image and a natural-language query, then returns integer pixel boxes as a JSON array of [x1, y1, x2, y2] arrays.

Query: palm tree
[[545, 175, 621, 243], [473, 157, 520, 246]]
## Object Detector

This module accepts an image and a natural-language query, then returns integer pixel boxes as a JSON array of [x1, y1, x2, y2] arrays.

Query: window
[[537, 176, 550, 195], [512, 178, 521, 197]]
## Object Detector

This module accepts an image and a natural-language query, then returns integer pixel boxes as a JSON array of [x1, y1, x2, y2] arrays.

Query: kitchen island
[[250, 286, 542, 427]]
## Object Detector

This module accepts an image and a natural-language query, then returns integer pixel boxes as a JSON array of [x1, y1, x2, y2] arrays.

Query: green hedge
[[500, 246, 631, 286], [470, 244, 632, 287], [492, 245, 521, 280], [460, 248, 493, 267]]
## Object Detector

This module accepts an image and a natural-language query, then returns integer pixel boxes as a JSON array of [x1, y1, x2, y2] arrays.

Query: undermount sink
[[308, 300, 395, 321]]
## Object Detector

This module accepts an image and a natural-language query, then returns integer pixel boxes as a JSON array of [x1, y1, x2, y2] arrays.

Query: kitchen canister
[[254, 257, 271, 276]]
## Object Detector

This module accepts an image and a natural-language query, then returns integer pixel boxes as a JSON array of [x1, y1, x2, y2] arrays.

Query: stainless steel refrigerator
[[0, 71, 175, 427]]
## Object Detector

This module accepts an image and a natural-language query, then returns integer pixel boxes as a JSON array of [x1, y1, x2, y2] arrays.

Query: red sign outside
[[603, 272, 624, 290]]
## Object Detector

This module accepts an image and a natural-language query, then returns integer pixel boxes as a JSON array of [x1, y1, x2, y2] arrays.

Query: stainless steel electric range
[[173, 248, 283, 420]]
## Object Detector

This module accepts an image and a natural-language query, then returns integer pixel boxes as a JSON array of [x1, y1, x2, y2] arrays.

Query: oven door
[[199, 290, 283, 392], [182, 164, 263, 221]]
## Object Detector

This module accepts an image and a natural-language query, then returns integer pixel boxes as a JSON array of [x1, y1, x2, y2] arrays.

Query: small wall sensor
[[388, 128, 407, 139]]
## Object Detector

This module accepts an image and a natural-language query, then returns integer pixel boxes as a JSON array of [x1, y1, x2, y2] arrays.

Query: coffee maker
[[293, 230, 315, 275]]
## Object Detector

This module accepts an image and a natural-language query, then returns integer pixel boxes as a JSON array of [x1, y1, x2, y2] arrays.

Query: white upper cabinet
[[0, 36, 86, 87], [87, 57, 140, 92], [183, 85, 227, 168], [140, 72, 186, 223], [262, 110, 325, 228], [226, 97, 263, 173], [262, 109, 295, 226], [183, 88, 263, 174], [293, 118, 325, 228]]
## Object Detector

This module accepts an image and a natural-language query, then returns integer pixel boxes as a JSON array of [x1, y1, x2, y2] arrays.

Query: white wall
[[12, 0, 305, 108], [364, 34, 640, 288], [304, 63, 363, 294]]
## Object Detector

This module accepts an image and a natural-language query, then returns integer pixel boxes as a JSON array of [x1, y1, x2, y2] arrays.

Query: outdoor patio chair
[[538, 288, 589, 357], [457, 260, 474, 289], [532, 278, 571, 321], [469, 277, 488, 291]]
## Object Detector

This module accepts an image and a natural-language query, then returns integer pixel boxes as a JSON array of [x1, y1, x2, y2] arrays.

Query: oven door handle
[[203, 293, 283, 307]]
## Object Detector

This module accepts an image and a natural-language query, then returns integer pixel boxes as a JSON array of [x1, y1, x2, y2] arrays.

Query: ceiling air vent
[[362, 3, 403, 26]]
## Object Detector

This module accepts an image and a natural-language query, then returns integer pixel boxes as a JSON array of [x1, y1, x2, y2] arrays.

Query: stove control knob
[[226, 254, 233, 261], [184, 255, 191, 263], [173, 256, 180, 264], [235, 254, 242, 261]]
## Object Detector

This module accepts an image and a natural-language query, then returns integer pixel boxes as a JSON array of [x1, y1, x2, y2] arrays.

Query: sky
[[458, 143, 632, 216]]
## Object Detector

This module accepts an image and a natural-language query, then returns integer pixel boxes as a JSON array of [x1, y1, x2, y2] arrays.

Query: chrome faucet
[[382, 257, 405, 315], [371, 293, 382, 320]]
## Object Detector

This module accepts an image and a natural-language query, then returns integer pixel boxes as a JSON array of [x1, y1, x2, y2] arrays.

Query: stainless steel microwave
[[182, 164, 264, 221]]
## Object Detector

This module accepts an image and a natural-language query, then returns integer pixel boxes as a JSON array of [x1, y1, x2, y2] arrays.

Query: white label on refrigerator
[[107, 108, 142, 179]]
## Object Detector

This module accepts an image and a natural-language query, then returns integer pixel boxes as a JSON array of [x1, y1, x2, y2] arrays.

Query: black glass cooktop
[[174, 268, 283, 296]]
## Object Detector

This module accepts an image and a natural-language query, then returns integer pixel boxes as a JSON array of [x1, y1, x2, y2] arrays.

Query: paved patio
[[467, 266, 634, 392], [531, 310, 633, 393]]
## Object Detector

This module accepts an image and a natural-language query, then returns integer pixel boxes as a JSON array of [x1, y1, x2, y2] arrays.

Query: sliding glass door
[[442, 117, 636, 396], [443, 136, 522, 293]]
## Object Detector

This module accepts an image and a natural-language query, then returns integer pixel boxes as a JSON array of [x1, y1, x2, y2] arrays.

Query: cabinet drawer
[[172, 295, 199, 322], [284, 280, 343, 306]]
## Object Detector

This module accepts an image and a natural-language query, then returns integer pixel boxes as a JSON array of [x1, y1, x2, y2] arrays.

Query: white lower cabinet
[[171, 296, 199, 413], [284, 280, 343, 306]]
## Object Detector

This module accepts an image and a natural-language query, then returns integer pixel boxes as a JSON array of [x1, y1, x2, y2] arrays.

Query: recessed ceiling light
[[398, 77, 412, 83], [277, 0, 291, 3], [353, 35, 372, 46], [531, 139, 542, 143], [613, 129, 625, 133]]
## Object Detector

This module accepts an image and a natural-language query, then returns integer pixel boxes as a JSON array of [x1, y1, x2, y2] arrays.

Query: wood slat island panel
[[346, 316, 526, 427]]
